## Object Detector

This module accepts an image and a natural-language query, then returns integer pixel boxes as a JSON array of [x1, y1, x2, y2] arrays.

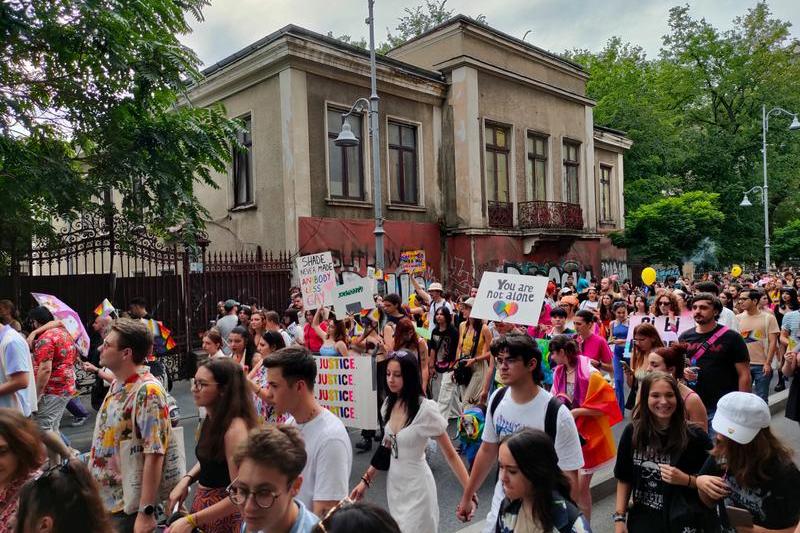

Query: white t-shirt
[[718, 306, 740, 332], [481, 386, 584, 533], [0, 326, 37, 416], [295, 407, 352, 508], [579, 299, 599, 312]]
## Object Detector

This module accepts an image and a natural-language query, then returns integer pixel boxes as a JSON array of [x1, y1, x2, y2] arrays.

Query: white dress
[[385, 397, 447, 533]]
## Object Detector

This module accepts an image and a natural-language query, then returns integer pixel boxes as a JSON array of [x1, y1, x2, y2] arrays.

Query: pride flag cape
[[575, 371, 623, 470], [94, 298, 116, 317]]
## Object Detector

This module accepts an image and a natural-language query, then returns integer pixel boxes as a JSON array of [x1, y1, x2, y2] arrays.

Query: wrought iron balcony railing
[[518, 201, 584, 230], [487, 201, 514, 228]]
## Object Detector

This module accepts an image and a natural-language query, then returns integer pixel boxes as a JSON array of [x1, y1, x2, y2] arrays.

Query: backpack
[[489, 386, 562, 442]]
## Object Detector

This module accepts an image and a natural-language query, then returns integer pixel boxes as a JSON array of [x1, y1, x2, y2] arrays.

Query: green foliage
[[329, 0, 486, 55], [570, 2, 800, 265], [773, 219, 800, 264], [0, 0, 240, 254], [611, 191, 725, 266]]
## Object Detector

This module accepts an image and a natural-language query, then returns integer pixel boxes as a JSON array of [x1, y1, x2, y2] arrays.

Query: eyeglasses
[[190, 378, 218, 391], [316, 497, 356, 532], [659, 301, 671, 306], [493, 355, 522, 367], [226, 478, 282, 509]]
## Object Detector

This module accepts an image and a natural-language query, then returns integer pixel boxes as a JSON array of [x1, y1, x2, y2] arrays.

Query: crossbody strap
[[690, 326, 729, 366]]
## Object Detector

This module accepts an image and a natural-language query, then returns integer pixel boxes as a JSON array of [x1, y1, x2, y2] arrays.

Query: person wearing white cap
[[409, 276, 453, 331], [697, 391, 800, 532]]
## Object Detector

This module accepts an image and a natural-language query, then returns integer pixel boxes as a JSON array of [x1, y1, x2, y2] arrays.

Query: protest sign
[[471, 272, 549, 326], [624, 313, 695, 357], [296, 252, 335, 310], [331, 278, 374, 317], [314, 355, 378, 430], [400, 250, 426, 274]]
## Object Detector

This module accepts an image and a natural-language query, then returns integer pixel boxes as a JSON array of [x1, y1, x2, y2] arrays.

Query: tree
[[773, 219, 800, 265], [0, 0, 240, 259], [611, 191, 725, 266], [329, 0, 485, 54], [571, 2, 800, 265]]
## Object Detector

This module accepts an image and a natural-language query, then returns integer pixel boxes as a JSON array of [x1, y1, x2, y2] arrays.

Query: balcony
[[518, 201, 584, 231], [487, 201, 514, 228]]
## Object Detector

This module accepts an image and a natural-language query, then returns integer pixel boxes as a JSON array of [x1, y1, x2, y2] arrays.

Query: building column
[[583, 106, 597, 232], [449, 66, 483, 228], [617, 151, 625, 229], [278, 68, 311, 253]]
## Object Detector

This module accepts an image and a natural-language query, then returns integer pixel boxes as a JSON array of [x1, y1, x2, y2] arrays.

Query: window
[[599, 165, 613, 222], [388, 122, 418, 204], [327, 108, 364, 200], [485, 123, 510, 202], [233, 115, 253, 207], [526, 133, 547, 201], [563, 141, 580, 204]]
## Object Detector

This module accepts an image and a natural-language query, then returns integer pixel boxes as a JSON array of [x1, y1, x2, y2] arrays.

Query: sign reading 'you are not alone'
[[470, 272, 549, 326]]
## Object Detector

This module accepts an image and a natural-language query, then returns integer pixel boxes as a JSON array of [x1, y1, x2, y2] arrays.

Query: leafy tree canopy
[[611, 191, 725, 266], [571, 2, 800, 267], [0, 0, 240, 256], [773, 219, 800, 265]]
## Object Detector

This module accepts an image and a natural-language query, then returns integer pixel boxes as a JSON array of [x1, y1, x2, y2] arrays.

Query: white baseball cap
[[712, 392, 770, 445]]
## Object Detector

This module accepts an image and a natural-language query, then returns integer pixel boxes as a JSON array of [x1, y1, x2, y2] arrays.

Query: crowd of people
[[0, 266, 799, 533]]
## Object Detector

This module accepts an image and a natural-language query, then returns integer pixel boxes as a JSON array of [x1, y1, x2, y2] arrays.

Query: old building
[[186, 16, 632, 298]]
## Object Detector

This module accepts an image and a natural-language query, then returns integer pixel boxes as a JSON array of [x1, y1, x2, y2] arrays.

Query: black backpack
[[488, 386, 562, 442]]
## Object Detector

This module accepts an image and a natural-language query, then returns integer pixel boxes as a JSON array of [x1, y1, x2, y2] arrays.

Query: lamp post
[[335, 0, 384, 277], [740, 104, 800, 270]]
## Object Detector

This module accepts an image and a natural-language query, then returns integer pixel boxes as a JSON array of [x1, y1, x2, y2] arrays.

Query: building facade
[[186, 16, 632, 298]]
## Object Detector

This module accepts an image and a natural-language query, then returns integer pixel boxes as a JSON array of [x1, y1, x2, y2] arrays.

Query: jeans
[[612, 354, 626, 414], [750, 364, 771, 402], [66, 397, 89, 418]]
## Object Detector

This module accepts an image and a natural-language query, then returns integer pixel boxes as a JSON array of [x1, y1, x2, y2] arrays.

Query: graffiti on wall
[[601, 260, 631, 281]]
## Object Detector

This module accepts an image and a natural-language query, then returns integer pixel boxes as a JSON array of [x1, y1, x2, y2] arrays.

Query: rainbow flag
[[575, 372, 623, 470], [94, 298, 116, 317], [146, 319, 177, 351]]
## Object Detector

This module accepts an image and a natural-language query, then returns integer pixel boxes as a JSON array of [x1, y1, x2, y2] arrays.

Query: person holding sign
[[350, 350, 470, 533], [410, 277, 453, 332]]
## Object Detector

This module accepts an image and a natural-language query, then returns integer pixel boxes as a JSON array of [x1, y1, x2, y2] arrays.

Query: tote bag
[[119, 379, 186, 514]]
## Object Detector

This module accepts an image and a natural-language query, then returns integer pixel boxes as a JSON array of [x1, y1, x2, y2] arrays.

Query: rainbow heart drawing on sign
[[492, 301, 519, 320]]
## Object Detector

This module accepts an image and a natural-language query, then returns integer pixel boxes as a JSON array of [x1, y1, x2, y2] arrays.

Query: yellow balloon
[[641, 267, 657, 286], [731, 264, 742, 278]]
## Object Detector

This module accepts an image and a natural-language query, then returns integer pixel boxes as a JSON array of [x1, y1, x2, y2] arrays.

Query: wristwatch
[[138, 503, 156, 516], [612, 512, 627, 523]]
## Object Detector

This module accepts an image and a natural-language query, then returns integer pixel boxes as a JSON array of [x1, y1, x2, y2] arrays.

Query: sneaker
[[355, 438, 372, 453], [71, 416, 88, 427]]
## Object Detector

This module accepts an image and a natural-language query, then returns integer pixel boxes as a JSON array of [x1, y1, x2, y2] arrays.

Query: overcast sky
[[182, 1, 798, 68]]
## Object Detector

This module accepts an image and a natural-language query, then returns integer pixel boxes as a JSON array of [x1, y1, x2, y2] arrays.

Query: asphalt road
[[62, 375, 799, 533]]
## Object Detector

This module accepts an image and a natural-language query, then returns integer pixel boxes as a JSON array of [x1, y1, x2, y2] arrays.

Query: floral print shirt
[[89, 367, 171, 513], [0, 469, 40, 533], [252, 366, 291, 425], [33, 327, 77, 396]]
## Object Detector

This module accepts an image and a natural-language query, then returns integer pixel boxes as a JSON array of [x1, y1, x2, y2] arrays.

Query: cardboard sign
[[624, 313, 696, 357], [315, 355, 378, 430], [296, 252, 335, 310], [400, 250, 426, 274], [471, 272, 549, 326], [332, 278, 375, 317]]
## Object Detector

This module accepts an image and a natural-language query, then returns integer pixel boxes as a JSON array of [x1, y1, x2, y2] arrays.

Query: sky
[[182, 0, 798, 68]]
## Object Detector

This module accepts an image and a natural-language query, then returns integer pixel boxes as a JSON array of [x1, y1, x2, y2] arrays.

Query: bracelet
[[361, 475, 371, 487], [688, 475, 695, 488], [183, 473, 195, 484], [613, 512, 627, 523], [185, 514, 198, 528]]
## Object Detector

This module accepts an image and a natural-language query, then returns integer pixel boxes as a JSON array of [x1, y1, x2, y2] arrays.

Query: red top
[[33, 327, 77, 396], [304, 321, 328, 353]]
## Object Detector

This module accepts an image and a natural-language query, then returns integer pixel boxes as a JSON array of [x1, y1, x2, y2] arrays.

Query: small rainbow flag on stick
[[146, 319, 177, 351], [94, 299, 116, 317]]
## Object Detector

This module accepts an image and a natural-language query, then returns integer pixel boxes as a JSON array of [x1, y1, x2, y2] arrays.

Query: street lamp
[[739, 104, 800, 270], [334, 0, 384, 277]]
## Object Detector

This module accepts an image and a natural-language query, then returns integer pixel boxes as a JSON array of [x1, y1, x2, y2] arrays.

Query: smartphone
[[621, 360, 631, 373], [725, 506, 754, 528]]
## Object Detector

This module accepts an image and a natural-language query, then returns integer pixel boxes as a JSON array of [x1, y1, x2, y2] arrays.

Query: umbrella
[[31, 292, 91, 357]]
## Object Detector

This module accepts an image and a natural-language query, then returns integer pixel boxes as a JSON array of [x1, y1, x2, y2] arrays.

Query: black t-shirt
[[614, 424, 711, 528], [429, 325, 459, 371], [699, 455, 800, 530], [678, 325, 748, 410]]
